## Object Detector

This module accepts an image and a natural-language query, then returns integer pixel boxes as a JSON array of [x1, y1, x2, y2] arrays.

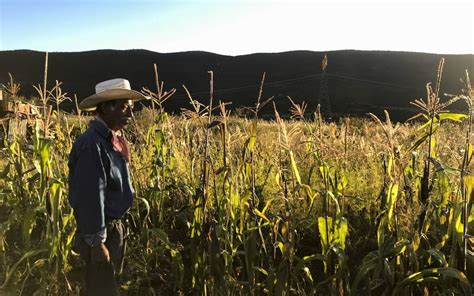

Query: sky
[[0, 0, 473, 55]]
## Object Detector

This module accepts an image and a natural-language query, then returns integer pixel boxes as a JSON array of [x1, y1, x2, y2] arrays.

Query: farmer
[[68, 78, 148, 295]]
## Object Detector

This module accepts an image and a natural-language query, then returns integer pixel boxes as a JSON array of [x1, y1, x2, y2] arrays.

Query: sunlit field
[[0, 61, 472, 295]]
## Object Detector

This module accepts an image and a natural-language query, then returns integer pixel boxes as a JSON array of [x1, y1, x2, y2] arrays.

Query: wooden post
[[0, 89, 6, 111]]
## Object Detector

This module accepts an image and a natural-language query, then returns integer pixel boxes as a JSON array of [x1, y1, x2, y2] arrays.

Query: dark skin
[[97, 99, 134, 132], [91, 98, 134, 264]]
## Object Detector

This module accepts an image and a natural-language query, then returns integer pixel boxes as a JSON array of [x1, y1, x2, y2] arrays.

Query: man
[[68, 78, 148, 295]]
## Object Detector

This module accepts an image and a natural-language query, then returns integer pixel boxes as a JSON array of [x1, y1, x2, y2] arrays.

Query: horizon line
[[1, 48, 473, 57]]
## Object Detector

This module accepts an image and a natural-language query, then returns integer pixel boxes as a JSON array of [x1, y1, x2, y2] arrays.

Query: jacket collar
[[89, 116, 112, 141]]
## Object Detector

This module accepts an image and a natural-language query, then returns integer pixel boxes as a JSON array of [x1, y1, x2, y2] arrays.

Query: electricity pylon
[[318, 54, 332, 119]]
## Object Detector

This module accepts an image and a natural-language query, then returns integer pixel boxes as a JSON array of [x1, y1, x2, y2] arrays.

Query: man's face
[[102, 99, 134, 131]]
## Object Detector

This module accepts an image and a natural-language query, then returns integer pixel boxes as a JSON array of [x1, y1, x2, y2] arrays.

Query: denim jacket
[[68, 119, 134, 246]]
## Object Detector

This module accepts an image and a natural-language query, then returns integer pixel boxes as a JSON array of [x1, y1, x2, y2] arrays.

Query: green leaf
[[411, 124, 439, 151], [351, 251, 378, 293], [318, 216, 333, 254], [330, 245, 348, 278], [429, 157, 460, 174], [0, 163, 10, 179], [437, 112, 467, 122], [136, 196, 151, 225], [337, 175, 348, 193], [467, 144, 473, 166], [377, 216, 387, 249], [429, 136, 436, 158], [425, 249, 448, 267], [295, 254, 326, 271], [0, 249, 47, 288], [255, 267, 269, 276], [154, 129, 165, 148], [21, 208, 37, 248], [230, 189, 240, 212], [254, 208, 270, 223], [335, 217, 349, 249], [383, 239, 409, 258], [248, 121, 257, 152], [303, 266, 314, 284], [393, 267, 471, 296], [417, 116, 439, 132], [49, 181, 63, 223], [434, 171, 450, 214], [464, 175, 474, 205], [274, 259, 289, 295], [387, 183, 399, 231], [151, 228, 173, 248], [289, 150, 301, 185]]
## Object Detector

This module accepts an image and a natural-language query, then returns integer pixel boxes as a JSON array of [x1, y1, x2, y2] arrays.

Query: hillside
[[0, 49, 472, 120]]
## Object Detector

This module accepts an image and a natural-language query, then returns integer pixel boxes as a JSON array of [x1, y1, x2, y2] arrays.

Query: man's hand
[[90, 243, 110, 264]]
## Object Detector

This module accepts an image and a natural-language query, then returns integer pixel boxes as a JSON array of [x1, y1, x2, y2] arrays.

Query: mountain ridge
[[1, 49, 472, 120]]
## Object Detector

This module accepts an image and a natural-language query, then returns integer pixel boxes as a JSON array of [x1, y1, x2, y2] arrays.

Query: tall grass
[[0, 60, 472, 295]]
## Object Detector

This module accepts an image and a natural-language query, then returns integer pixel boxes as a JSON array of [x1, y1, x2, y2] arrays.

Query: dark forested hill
[[0, 49, 472, 120]]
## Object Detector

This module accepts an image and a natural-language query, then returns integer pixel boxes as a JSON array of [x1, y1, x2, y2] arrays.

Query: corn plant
[[0, 59, 472, 295]]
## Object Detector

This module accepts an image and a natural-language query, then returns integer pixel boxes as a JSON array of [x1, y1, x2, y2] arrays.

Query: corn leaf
[[335, 217, 348, 249], [254, 208, 270, 223], [411, 124, 440, 151], [387, 183, 399, 231], [289, 150, 301, 185], [425, 249, 448, 267], [463, 175, 474, 204], [318, 216, 333, 254], [248, 121, 257, 152], [393, 267, 471, 296], [0, 249, 47, 288], [467, 143, 473, 166], [437, 112, 468, 122]]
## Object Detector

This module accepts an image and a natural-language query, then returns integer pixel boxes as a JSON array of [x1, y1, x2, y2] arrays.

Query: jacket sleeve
[[69, 141, 108, 244]]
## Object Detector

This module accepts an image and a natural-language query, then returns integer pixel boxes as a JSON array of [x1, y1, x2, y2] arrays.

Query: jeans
[[76, 219, 127, 296]]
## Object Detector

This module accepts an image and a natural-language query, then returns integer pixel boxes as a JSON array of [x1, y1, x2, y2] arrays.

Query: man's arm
[[69, 141, 110, 261]]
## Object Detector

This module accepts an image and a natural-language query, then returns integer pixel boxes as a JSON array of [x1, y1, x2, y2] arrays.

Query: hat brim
[[79, 89, 150, 111]]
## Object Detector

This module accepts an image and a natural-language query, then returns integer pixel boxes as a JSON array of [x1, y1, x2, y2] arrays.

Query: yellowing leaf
[[437, 113, 468, 122], [429, 136, 436, 158], [335, 217, 348, 250], [387, 183, 399, 230], [318, 216, 333, 254], [467, 144, 473, 166], [289, 151, 301, 185], [254, 208, 270, 223], [463, 175, 474, 204], [248, 121, 257, 152]]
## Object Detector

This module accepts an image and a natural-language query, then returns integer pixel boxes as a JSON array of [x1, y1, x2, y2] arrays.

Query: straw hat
[[79, 78, 149, 111]]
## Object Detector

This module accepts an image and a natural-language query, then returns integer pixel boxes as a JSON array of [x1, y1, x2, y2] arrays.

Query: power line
[[171, 72, 423, 101], [327, 74, 424, 91], [173, 73, 323, 100]]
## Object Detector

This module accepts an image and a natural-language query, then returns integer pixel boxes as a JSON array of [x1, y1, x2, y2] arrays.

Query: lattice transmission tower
[[318, 54, 332, 119]]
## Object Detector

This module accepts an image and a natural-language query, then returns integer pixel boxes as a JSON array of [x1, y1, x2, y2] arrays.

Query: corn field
[[0, 60, 472, 295]]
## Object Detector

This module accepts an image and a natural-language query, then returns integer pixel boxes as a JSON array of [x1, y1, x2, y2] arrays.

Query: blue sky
[[1, 0, 472, 55]]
